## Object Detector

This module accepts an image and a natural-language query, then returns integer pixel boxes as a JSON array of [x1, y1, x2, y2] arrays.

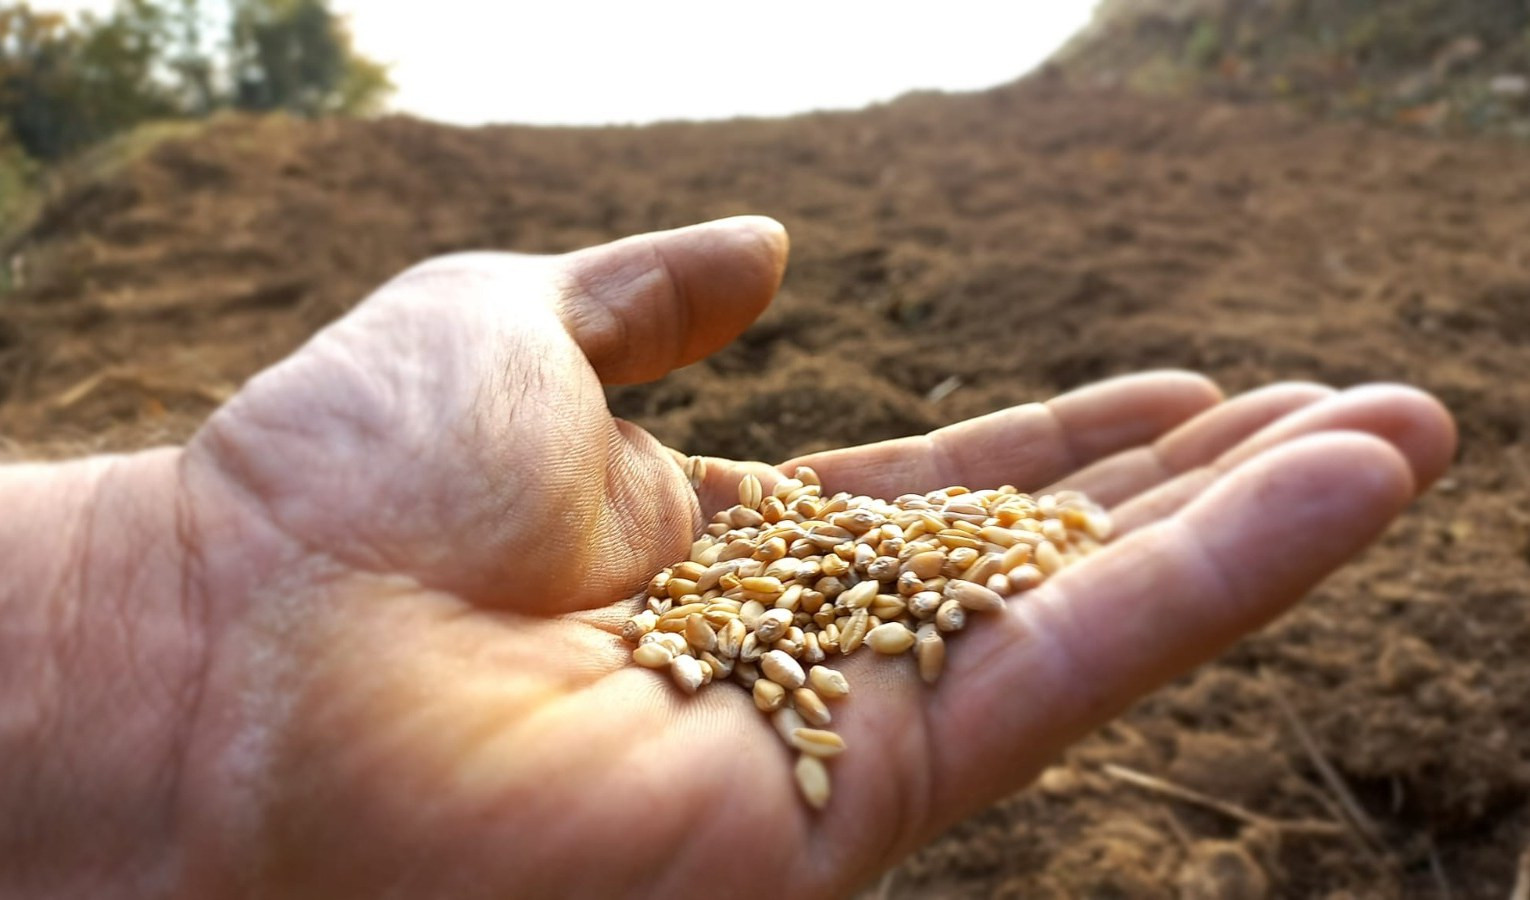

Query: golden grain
[[621, 478, 1109, 811], [1034, 540, 1063, 575], [632, 642, 673, 669], [838, 580, 879, 610], [760, 649, 807, 690], [734, 661, 760, 688], [866, 622, 916, 655], [961, 552, 1004, 586], [909, 590, 944, 619], [739, 599, 766, 630], [839, 609, 870, 654], [621, 610, 658, 643], [719, 618, 746, 657], [792, 688, 832, 727], [670, 655, 704, 694], [794, 755, 831, 810], [935, 599, 967, 633], [947, 579, 1006, 613], [739, 632, 764, 663], [754, 607, 793, 643], [753, 677, 786, 712], [666, 578, 700, 601], [807, 665, 850, 699], [789, 727, 846, 758], [801, 631, 826, 665], [685, 614, 717, 653], [1008, 563, 1044, 592], [741, 575, 785, 596], [916, 623, 945, 684], [772, 706, 807, 742], [682, 455, 708, 489], [739, 474, 764, 509], [870, 593, 908, 620]]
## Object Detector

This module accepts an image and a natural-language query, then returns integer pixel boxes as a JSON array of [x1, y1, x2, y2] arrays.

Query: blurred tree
[[230, 0, 390, 116], [0, 0, 388, 162], [0, 119, 38, 236], [163, 0, 219, 115], [1058, 0, 1530, 134], [2, 3, 183, 159]]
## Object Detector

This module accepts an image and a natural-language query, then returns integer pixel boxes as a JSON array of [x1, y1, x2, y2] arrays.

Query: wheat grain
[[623, 476, 1109, 811], [794, 755, 831, 810]]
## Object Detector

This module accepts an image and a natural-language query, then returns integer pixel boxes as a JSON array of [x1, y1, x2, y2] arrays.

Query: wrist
[[0, 448, 207, 897]]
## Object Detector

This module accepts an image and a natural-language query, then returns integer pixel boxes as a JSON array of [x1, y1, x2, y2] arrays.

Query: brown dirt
[[3, 81, 1530, 897]]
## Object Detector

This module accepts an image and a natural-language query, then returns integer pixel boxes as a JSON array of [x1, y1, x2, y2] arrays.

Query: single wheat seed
[[790, 727, 847, 758], [947, 579, 1006, 613], [670, 655, 704, 695], [739, 474, 764, 509], [761, 649, 807, 689], [808, 665, 850, 699], [795, 755, 831, 810], [632, 642, 673, 669], [916, 623, 945, 684], [754, 678, 787, 712], [792, 687, 832, 727], [866, 621, 916, 655]]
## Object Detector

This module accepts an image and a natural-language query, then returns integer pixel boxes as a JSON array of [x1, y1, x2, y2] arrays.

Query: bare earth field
[[3, 81, 1529, 897]]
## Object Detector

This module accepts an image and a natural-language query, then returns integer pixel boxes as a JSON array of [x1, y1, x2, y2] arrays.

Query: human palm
[[164, 218, 1453, 897]]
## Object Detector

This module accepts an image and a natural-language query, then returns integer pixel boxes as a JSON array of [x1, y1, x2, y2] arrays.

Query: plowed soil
[[3, 80, 1529, 897]]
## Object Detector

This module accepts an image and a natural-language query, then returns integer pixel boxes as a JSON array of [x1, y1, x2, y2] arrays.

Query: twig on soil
[[52, 367, 232, 410], [1155, 803, 1194, 851], [1261, 670, 1387, 852], [925, 376, 962, 404], [1101, 764, 1346, 838], [1510, 843, 1530, 900], [1425, 838, 1453, 900]]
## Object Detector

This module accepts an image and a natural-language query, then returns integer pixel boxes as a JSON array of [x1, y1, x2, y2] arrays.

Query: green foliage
[[230, 0, 390, 116], [1, 4, 173, 160], [0, 0, 389, 165], [1059, 0, 1530, 136], [0, 122, 38, 245], [1183, 20, 1222, 68]]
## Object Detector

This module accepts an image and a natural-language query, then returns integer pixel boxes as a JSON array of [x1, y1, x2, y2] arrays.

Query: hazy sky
[[40, 1, 1097, 126]]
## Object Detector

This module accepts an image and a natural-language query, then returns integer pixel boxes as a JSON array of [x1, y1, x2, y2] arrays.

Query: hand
[[4, 218, 1455, 898]]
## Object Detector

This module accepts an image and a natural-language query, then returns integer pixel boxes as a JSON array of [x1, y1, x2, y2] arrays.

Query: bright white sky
[[40, 1, 1097, 126]]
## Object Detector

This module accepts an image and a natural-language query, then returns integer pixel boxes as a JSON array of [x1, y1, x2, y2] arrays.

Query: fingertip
[[557, 217, 789, 384], [1342, 384, 1457, 492], [1179, 430, 1415, 608], [715, 215, 790, 270], [685, 215, 790, 330], [1222, 384, 1456, 496], [1163, 369, 1226, 405], [1048, 431, 1415, 686], [668, 216, 789, 293], [915, 429, 1421, 816]]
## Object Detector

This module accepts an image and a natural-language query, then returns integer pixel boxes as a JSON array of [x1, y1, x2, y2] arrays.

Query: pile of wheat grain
[[623, 466, 1110, 809]]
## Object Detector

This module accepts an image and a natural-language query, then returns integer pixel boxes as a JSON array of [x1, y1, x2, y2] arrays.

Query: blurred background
[[3, 1, 1530, 897]]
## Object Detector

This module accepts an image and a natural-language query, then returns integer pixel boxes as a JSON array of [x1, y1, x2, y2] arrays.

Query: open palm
[[166, 218, 1454, 897]]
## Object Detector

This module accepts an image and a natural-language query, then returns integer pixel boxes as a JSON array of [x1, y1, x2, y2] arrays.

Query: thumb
[[553, 216, 789, 385]]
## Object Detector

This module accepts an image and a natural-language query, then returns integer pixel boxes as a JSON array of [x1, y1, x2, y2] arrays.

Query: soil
[[3, 80, 1530, 897]]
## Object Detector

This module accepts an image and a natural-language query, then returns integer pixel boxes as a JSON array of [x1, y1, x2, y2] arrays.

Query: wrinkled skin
[[0, 218, 1455, 898]]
